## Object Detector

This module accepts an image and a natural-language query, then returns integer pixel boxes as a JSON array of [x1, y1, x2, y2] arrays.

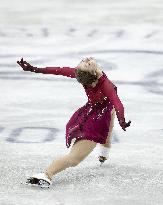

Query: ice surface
[[0, 0, 163, 205]]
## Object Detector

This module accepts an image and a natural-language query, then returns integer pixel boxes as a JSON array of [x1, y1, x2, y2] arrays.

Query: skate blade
[[21, 178, 50, 188]]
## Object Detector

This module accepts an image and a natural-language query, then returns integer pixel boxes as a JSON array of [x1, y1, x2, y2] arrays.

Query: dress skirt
[[66, 99, 113, 148]]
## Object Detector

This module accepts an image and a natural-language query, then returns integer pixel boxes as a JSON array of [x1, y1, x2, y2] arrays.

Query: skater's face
[[75, 69, 98, 86]]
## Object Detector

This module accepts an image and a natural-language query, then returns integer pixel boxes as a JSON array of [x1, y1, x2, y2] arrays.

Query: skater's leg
[[45, 139, 97, 180], [98, 108, 115, 163], [102, 107, 115, 148]]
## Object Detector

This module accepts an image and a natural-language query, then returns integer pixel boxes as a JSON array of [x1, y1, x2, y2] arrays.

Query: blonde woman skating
[[17, 57, 131, 188]]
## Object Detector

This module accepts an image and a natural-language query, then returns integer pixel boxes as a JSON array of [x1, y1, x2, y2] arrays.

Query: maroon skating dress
[[39, 66, 125, 148]]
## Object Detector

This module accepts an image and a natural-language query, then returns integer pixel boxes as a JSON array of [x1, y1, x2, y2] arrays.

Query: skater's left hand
[[119, 119, 131, 131], [17, 58, 39, 72]]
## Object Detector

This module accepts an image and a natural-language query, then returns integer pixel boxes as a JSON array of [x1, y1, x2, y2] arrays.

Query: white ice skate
[[25, 173, 52, 188], [98, 156, 107, 166], [98, 146, 110, 166]]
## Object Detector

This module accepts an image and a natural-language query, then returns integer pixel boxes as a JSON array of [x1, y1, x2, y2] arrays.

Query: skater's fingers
[[122, 127, 126, 131], [23, 62, 28, 66], [22, 61, 29, 66], [24, 61, 31, 67], [20, 58, 30, 66], [20, 58, 24, 63], [22, 60, 32, 67], [19, 59, 25, 65], [18, 61, 28, 69], [17, 61, 24, 67], [126, 120, 131, 127]]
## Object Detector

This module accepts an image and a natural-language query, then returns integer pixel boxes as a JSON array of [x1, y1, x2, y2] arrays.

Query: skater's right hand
[[17, 58, 39, 72], [119, 119, 131, 131]]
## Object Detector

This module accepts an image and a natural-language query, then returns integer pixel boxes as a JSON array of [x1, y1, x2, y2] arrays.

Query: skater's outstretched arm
[[42, 67, 76, 78], [101, 78, 131, 131], [17, 58, 76, 78]]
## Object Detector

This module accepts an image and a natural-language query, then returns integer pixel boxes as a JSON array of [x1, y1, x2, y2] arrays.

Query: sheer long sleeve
[[37, 67, 76, 78], [101, 78, 125, 122]]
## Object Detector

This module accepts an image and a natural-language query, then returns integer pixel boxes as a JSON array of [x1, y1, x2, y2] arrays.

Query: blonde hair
[[76, 57, 103, 78]]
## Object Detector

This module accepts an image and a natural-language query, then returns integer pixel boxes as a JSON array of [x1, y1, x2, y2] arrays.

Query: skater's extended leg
[[45, 139, 97, 180]]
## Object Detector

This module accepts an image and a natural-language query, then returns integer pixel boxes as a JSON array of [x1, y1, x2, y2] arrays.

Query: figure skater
[[17, 57, 131, 187]]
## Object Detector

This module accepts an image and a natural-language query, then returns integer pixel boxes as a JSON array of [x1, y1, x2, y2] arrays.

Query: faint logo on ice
[[6, 127, 58, 143]]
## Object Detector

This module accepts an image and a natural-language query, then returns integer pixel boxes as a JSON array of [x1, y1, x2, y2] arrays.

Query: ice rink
[[0, 0, 163, 204]]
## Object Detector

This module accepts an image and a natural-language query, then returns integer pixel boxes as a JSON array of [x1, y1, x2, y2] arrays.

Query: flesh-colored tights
[[45, 108, 115, 180], [45, 139, 97, 180]]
